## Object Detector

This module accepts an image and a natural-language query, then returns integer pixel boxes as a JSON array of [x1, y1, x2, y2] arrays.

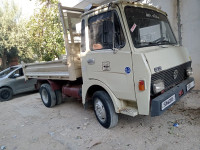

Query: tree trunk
[[1, 49, 8, 70]]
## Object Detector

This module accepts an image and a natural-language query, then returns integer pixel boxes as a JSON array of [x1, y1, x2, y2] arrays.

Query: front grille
[[151, 61, 191, 95]]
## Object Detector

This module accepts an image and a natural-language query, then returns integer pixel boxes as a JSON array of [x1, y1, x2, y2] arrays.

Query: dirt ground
[[0, 90, 199, 150]]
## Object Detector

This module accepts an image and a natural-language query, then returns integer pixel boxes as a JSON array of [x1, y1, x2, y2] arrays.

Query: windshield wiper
[[157, 40, 171, 44], [137, 42, 159, 47], [152, 37, 165, 43], [148, 42, 160, 45], [152, 37, 172, 45], [137, 40, 173, 47]]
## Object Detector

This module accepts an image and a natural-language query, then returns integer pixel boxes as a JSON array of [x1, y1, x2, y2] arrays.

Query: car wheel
[[0, 88, 13, 101], [55, 90, 62, 105], [92, 91, 118, 128], [39, 83, 56, 107]]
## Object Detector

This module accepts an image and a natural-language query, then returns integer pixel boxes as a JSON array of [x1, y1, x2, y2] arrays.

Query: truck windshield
[[124, 6, 177, 48]]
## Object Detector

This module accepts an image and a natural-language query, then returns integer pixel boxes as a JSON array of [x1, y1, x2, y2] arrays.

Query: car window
[[10, 68, 24, 78], [0, 67, 17, 78]]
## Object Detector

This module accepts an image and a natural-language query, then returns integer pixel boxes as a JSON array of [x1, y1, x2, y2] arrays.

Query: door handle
[[87, 58, 95, 65]]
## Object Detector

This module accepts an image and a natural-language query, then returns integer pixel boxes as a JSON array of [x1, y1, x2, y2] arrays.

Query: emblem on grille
[[154, 66, 162, 72], [173, 70, 178, 79]]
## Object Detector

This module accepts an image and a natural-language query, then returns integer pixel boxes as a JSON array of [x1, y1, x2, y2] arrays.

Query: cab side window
[[88, 11, 125, 50]]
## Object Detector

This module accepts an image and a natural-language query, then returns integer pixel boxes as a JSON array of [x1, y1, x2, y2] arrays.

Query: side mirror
[[103, 20, 113, 44], [103, 19, 120, 53], [13, 74, 20, 78], [111, 11, 125, 53]]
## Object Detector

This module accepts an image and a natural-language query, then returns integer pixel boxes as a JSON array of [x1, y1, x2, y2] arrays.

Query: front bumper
[[151, 77, 195, 116]]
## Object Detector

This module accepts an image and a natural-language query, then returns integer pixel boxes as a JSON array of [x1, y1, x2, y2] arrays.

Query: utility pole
[[177, 0, 182, 46]]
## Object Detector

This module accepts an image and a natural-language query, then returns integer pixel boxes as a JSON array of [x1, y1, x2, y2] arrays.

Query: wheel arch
[[0, 86, 14, 94], [85, 84, 105, 100], [82, 80, 122, 113], [37, 79, 62, 91]]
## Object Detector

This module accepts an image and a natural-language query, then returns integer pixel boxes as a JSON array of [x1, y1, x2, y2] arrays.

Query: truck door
[[84, 10, 136, 101]]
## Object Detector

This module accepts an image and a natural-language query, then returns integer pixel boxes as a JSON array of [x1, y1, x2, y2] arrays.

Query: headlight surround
[[186, 67, 193, 76], [153, 79, 165, 94]]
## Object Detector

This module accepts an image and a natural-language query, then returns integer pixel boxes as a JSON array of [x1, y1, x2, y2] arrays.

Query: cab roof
[[82, 0, 167, 17]]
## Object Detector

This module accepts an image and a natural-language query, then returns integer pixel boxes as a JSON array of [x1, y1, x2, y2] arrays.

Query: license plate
[[161, 94, 176, 110], [186, 81, 195, 91]]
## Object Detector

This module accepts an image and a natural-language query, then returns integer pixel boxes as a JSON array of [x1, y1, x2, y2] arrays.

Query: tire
[[92, 91, 118, 128], [0, 88, 13, 101], [39, 84, 56, 107], [55, 90, 62, 105]]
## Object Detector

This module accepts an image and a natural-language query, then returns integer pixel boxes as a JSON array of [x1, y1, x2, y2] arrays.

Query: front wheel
[[0, 88, 13, 101], [92, 91, 118, 128]]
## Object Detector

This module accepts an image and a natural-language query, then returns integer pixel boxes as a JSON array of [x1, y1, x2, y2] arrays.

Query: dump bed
[[23, 4, 84, 81], [23, 55, 81, 81]]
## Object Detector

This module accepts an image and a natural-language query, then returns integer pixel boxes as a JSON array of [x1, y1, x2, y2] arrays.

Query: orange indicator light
[[139, 80, 145, 91]]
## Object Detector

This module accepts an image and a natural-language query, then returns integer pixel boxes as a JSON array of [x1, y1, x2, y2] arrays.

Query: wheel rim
[[41, 89, 49, 104], [1, 90, 10, 99], [94, 98, 106, 123]]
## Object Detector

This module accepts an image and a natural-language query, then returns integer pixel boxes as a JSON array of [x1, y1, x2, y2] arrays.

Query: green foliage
[[27, 0, 65, 61], [15, 19, 35, 63], [0, 0, 34, 69], [0, 0, 65, 68], [0, 0, 20, 51]]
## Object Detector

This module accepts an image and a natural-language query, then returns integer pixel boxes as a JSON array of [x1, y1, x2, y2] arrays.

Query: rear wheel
[[55, 90, 62, 105], [92, 91, 118, 128], [0, 88, 13, 101], [39, 84, 56, 107]]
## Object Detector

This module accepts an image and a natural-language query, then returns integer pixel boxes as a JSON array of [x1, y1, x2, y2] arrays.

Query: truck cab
[[23, 0, 194, 128], [79, 1, 194, 125]]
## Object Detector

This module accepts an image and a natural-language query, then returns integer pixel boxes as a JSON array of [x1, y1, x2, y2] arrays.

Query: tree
[[27, 0, 65, 61], [0, 0, 19, 69], [15, 19, 35, 63], [0, 0, 34, 69]]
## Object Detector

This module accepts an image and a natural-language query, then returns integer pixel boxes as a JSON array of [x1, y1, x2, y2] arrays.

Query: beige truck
[[22, 0, 195, 128]]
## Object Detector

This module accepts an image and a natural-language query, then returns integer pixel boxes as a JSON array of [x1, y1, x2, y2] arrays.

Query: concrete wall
[[142, 0, 200, 90], [181, 0, 200, 90]]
